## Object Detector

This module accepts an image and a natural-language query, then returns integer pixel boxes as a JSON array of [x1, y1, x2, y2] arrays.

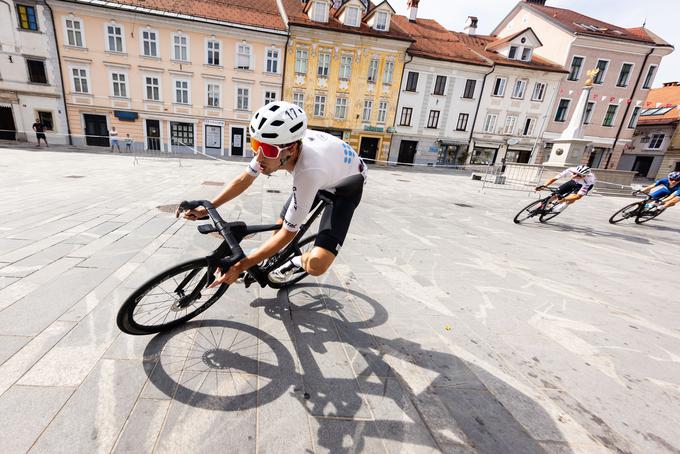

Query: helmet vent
[[269, 104, 280, 112], [258, 117, 267, 129], [271, 120, 285, 126], [289, 122, 303, 133], [262, 133, 278, 139]]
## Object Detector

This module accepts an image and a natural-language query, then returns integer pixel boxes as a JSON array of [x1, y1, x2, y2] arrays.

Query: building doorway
[[588, 147, 608, 168], [230, 127, 244, 156], [0, 106, 16, 140], [145, 119, 161, 151], [359, 137, 380, 163], [397, 140, 417, 164], [205, 124, 222, 155], [83, 114, 109, 147], [632, 156, 654, 177]]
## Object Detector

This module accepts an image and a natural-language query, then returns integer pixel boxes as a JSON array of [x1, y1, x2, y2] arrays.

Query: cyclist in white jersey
[[536, 165, 597, 212], [183, 101, 366, 286]]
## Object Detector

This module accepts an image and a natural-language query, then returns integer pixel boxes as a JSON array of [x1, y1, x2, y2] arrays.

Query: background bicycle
[[513, 186, 568, 224]]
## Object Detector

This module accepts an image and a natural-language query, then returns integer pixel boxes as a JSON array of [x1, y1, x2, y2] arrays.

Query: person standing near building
[[32, 118, 48, 147], [110, 126, 121, 152], [125, 134, 132, 153]]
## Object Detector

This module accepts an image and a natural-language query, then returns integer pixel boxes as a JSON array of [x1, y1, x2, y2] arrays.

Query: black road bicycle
[[513, 186, 568, 224], [116, 192, 335, 335], [609, 192, 666, 225]]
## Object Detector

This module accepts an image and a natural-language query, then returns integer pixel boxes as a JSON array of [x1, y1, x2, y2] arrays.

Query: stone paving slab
[[0, 149, 679, 453]]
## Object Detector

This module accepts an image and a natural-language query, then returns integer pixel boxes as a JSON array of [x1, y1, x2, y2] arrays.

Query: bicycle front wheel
[[513, 199, 544, 224], [609, 202, 642, 224], [117, 258, 228, 335]]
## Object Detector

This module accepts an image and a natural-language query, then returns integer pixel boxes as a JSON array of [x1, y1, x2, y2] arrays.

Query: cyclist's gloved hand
[[182, 207, 208, 221], [534, 186, 543, 191]]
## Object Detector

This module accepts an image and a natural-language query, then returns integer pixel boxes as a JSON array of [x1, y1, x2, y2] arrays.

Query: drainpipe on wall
[[46, 1, 73, 146], [605, 47, 655, 169], [388, 52, 412, 163], [467, 64, 495, 160]]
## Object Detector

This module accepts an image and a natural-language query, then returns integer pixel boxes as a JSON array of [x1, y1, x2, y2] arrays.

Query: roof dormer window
[[311, 1, 329, 23], [374, 11, 389, 31], [507, 45, 532, 61], [344, 6, 360, 27], [521, 47, 532, 61]]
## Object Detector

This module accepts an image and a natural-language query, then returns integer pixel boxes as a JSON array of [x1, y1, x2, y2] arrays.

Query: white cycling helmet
[[574, 165, 591, 176], [249, 101, 307, 145]]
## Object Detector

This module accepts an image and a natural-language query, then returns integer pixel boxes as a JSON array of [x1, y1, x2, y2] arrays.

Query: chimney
[[464, 16, 478, 35], [523, 0, 547, 4], [407, 0, 419, 22]]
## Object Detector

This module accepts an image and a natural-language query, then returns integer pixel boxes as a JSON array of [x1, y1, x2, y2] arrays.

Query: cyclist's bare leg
[[301, 246, 335, 276]]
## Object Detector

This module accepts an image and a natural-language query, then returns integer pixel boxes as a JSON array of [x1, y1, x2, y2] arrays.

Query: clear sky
[[392, 0, 679, 88]]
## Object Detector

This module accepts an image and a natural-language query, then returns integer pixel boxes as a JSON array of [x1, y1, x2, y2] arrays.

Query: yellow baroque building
[[280, 0, 412, 163]]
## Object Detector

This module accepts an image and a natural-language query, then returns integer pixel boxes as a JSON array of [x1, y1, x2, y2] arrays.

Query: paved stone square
[[0, 148, 678, 453]]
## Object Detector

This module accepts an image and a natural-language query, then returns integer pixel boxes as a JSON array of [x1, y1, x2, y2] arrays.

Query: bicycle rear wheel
[[609, 202, 642, 224], [266, 234, 317, 289], [539, 207, 564, 223], [513, 199, 544, 224], [117, 258, 228, 335], [635, 208, 663, 224]]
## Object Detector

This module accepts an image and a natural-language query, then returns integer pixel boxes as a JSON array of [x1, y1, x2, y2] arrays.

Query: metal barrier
[[480, 164, 545, 193]]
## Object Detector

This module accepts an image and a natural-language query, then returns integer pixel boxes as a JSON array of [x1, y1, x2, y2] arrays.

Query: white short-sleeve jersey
[[556, 167, 597, 195], [246, 130, 366, 231]]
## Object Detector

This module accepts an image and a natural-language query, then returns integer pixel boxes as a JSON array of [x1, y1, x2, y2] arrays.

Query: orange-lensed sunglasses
[[251, 138, 295, 159]]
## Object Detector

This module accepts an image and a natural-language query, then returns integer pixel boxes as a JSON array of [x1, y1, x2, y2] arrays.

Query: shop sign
[[364, 125, 384, 132]]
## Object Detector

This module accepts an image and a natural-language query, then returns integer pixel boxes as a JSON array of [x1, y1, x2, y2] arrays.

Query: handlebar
[[176, 200, 246, 267], [535, 185, 558, 192]]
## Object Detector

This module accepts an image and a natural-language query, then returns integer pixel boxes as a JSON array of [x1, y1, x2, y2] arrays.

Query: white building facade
[[0, 0, 69, 144]]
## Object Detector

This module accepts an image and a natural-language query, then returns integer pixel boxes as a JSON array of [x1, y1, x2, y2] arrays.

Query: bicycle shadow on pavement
[[143, 283, 577, 453], [524, 221, 653, 245]]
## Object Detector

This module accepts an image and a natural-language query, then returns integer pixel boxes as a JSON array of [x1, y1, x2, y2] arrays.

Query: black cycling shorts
[[279, 174, 364, 255], [557, 179, 593, 197]]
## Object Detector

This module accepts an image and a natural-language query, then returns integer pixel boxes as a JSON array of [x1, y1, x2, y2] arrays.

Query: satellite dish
[[507, 138, 520, 145]]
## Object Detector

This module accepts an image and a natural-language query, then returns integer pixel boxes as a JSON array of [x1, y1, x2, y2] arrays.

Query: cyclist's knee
[[303, 248, 335, 276]]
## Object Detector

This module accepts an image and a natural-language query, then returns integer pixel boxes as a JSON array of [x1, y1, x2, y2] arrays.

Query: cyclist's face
[[255, 143, 297, 174]]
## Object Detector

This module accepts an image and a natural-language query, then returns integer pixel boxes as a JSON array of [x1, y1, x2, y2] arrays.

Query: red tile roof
[[524, 3, 658, 44], [391, 16, 488, 66], [638, 83, 680, 125], [452, 31, 567, 73], [96, 0, 286, 31], [280, 0, 413, 42]]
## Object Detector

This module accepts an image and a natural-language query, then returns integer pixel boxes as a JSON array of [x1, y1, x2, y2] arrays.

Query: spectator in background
[[110, 126, 121, 152], [125, 134, 132, 153], [32, 118, 48, 147]]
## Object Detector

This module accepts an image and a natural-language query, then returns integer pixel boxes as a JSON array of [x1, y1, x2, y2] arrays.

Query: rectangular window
[[17, 5, 38, 31], [511, 79, 527, 99], [594, 59, 608, 84], [207, 84, 220, 107], [377, 101, 387, 123], [27, 59, 47, 84], [463, 79, 476, 99], [362, 100, 372, 122], [207, 40, 221, 66], [312, 1, 328, 22], [266, 49, 279, 73], [503, 115, 517, 134], [405, 71, 419, 92], [492, 77, 506, 97], [628, 106, 641, 129], [643, 65, 657, 89], [427, 110, 440, 128], [375, 11, 388, 31], [107, 24, 123, 52], [522, 117, 535, 136], [399, 107, 412, 126], [72, 67, 88, 93], [568, 56, 584, 81], [236, 87, 250, 110], [37, 111, 53, 130], [433, 75, 447, 95], [170, 122, 194, 147], [314, 95, 326, 117], [174, 34, 188, 61], [65, 19, 83, 47], [483, 114, 497, 133], [648, 133, 665, 149], [554, 99, 570, 122], [368, 58, 379, 83], [521, 47, 532, 61], [145, 76, 160, 101], [339, 55, 352, 80], [111, 72, 127, 97], [456, 113, 469, 131], [583, 101, 595, 125], [237, 44, 251, 69], [361, 99, 373, 122], [144, 76, 161, 101], [264, 91, 276, 105], [174, 80, 189, 104], [335, 97, 348, 119], [531, 82, 546, 101], [293, 92, 304, 109], [617, 63, 633, 87], [317, 51, 330, 78], [508, 46, 518, 59], [142, 30, 158, 57], [383, 60, 394, 84], [345, 7, 359, 27], [295, 49, 308, 74], [602, 104, 618, 127]]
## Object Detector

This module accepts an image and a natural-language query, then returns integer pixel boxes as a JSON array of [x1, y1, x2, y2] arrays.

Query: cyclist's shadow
[[143, 283, 577, 453]]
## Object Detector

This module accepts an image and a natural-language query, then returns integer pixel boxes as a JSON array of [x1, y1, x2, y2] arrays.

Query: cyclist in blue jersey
[[641, 171, 680, 212]]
